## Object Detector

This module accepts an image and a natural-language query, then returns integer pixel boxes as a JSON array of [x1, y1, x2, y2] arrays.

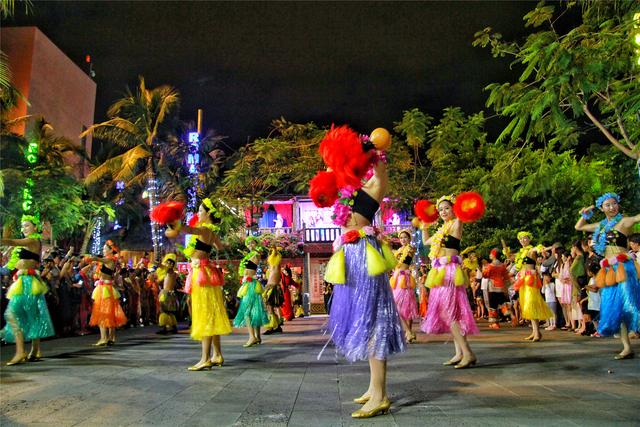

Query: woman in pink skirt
[[390, 230, 419, 343], [420, 195, 479, 369]]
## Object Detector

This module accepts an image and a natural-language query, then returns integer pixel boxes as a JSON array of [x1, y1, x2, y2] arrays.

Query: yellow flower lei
[[428, 219, 455, 259], [394, 244, 415, 264]]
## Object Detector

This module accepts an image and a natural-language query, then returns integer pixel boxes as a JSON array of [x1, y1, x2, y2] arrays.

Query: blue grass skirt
[[598, 259, 640, 336], [233, 279, 269, 328], [1, 274, 55, 343], [326, 236, 405, 362]]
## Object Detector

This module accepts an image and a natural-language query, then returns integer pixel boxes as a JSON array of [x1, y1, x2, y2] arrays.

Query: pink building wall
[[1, 26, 96, 177]]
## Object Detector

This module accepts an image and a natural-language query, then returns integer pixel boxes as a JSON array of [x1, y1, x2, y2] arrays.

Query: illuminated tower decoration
[[90, 216, 103, 255], [148, 176, 163, 259], [185, 131, 200, 224]]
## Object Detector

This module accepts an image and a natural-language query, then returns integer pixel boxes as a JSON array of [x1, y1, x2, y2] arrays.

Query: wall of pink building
[[1, 27, 96, 177]]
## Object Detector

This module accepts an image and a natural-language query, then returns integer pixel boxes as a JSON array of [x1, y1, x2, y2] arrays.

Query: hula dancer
[[417, 192, 485, 369], [575, 192, 640, 360], [88, 240, 127, 346], [160, 198, 232, 370], [234, 236, 269, 346], [0, 215, 55, 365], [156, 253, 179, 334], [390, 230, 419, 343], [309, 125, 403, 419]]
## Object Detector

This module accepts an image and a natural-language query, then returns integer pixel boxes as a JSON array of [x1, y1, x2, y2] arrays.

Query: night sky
[[5, 1, 538, 149]]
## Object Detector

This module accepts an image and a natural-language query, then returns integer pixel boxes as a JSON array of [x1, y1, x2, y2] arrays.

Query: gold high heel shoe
[[243, 339, 258, 348], [443, 357, 463, 366], [92, 340, 109, 347], [27, 350, 42, 362], [6, 353, 28, 366], [523, 335, 534, 341], [351, 398, 391, 418], [454, 358, 478, 369], [531, 335, 541, 342], [187, 361, 213, 371], [353, 394, 370, 404], [614, 352, 635, 360], [210, 355, 224, 366]]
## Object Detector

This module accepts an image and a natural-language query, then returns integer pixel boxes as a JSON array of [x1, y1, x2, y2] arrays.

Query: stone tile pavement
[[1, 316, 638, 426]]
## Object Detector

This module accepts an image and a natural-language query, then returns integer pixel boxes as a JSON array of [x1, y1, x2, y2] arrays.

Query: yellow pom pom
[[366, 242, 388, 276], [237, 283, 248, 298], [454, 266, 467, 286], [6, 277, 24, 299], [381, 242, 397, 270], [325, 248, 346, 284]]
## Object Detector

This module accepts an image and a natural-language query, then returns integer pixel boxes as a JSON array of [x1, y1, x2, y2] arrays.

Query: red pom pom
[[319, 125, 372, 188], [150, 201, 185, 224], [602, 259, 609, 268], [188, 214, 199, 227], [453, 192, 485, 223], [309, 171, 338, 208], [616, 254, 628, 263], [414, 199, 439, 224]]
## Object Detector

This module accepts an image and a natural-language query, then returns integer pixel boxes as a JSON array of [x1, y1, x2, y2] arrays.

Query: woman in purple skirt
[[309, 125, 404, 419], [420, 195, 479, 368]]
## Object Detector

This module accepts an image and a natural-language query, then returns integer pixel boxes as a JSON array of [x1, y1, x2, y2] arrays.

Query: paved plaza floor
[[1, 316, 639, 426]]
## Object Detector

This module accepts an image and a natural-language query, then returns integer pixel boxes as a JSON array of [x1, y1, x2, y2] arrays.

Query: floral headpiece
[[595, 192, 620, 209], [436, 194, 455, 206], [244, 236, 261, 247], [162, 253, 177, 265], [202, 197, 216, 214], [517, 231, 533, 241], [105, 239, 119, 253], [21, 214, 42, 232], [398, 228, 413, 239]]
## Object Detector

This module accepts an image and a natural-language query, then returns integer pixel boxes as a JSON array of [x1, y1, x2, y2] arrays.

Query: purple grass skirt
[[420, 258, 479, 336], [327, 237, 405, 362]]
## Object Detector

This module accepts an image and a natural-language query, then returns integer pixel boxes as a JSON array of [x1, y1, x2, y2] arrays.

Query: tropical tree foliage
[[217, 118, 325, 202], [0, 118, 112, 240], [416, 107, 635, 254], [473, 0, 640, 160]]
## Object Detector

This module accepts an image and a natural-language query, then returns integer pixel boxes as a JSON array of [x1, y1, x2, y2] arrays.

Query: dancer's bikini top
[[17, 248, 40, 261], [605, 230, 627, 248], [442, 235, 461, 251], [194, 239, 213, 253], [352, 190, 379, 223], [244, 260, 258, 271], [101, 264, 115, 276]]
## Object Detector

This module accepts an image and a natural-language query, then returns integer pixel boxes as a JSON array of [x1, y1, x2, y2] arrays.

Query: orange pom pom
[[414, 199, 439, 224], [615, 264, 626, 284], [453, 192, 485, 223], [370, 128, 391, 151]]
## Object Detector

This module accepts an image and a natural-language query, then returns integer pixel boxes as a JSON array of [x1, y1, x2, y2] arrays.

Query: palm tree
[[81, 76, 180, 259]]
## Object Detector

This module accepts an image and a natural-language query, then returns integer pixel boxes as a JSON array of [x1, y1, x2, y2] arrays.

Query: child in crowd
[[542, 272, 557, 331]]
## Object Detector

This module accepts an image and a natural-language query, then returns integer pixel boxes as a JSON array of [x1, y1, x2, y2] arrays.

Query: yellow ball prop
[[370, 128, 391, 151]]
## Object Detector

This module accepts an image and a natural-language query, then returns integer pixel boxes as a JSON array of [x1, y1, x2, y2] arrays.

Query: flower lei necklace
[[592, 213, 623, 256], [428, 219, 455, 259], [395, 244, 415, 264]]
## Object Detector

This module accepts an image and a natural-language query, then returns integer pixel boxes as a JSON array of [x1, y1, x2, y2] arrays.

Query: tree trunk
[[80, 217, 97, 254]]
